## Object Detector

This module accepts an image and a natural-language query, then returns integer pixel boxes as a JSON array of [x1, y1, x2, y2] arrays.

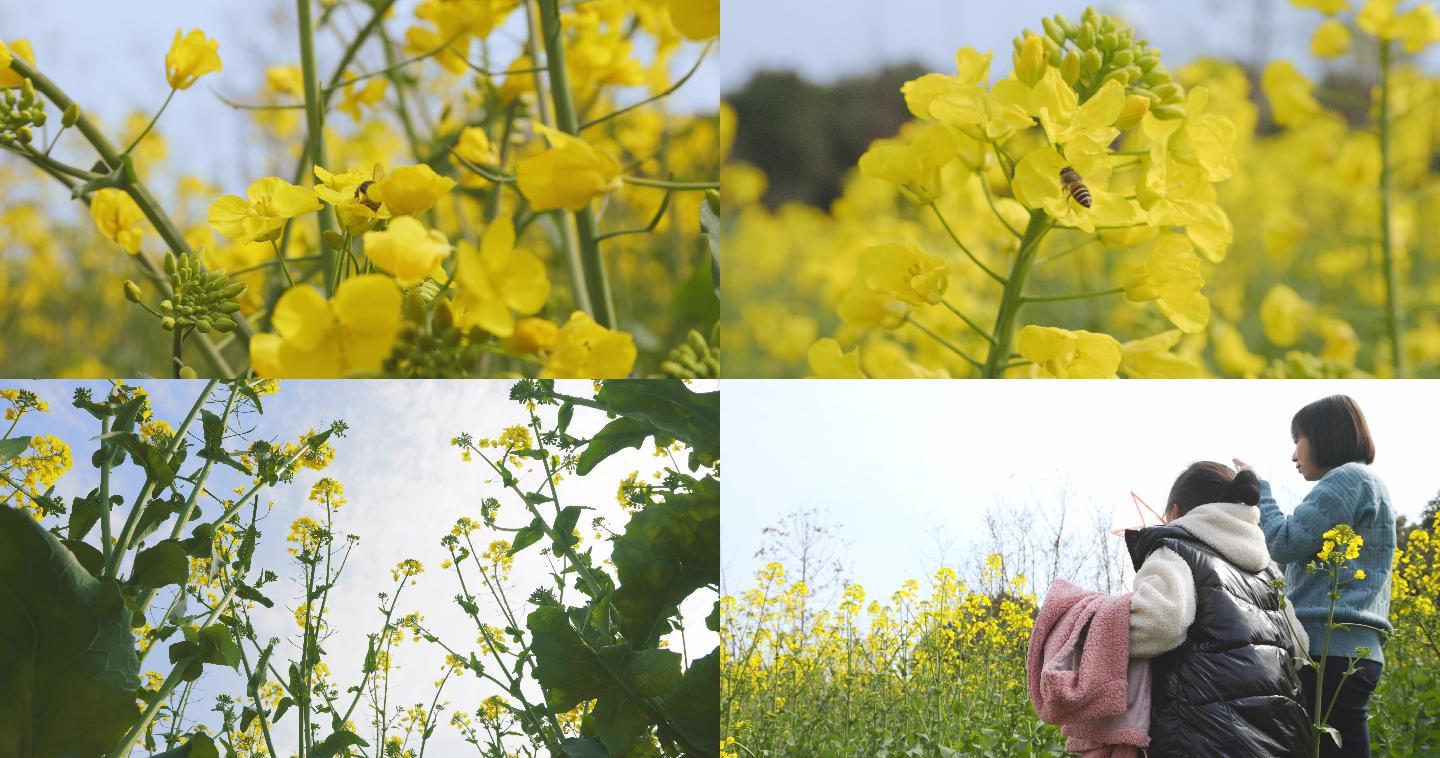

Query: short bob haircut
[[1291, 395, 1376, 469]]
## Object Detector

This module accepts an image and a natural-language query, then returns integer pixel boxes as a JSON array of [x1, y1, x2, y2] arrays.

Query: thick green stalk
[[296, 0, 339, 295], [537, 0, 616, 328], [982, 210, 1053, 377], [98, 416, 114, 564], [1312, 568, 1341, 758], [133, 384, 242, 617], [102, 379, 219, 579], [106, 583, 240, 758], [1378, 40, 1405, 377]]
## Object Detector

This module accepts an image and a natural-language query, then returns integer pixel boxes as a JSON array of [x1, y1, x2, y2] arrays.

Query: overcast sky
[[722, 0, 1440, 93], [0, 0, 716, 193], [722, 380, 1440, 602], [13, 378, 717, 755]]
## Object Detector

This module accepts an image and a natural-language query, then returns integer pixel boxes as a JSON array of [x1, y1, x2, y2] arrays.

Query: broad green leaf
[[707, 599, 719, 632], [511, 448, 547, 460], [611, 477, 719, 647], [235, 581, 275, 609], [557, 403, 575, 437], [130, 539, 189, 589], [273, 696, 294, 723], [199, 623, 241, 668], [198, 409, 250, 475], [113, 433, 180, 490], [524, 491, 554, 506], [311, 729, 369, 758], [66, 487, 103, 542], [0, 436, 31, 463], [61, 539, 104, 577], [509, 517, 546, 556], [662, 648, 719, 756], [0, 504, 140, 756], [553, 505, 583, 552], [149, 732, 219, 758], [560, 737, 609, 757], [576, 417, 655, 476], [134, 491, 186, 543], [595, 381, 718, 467], [528, 605, 682, 755]]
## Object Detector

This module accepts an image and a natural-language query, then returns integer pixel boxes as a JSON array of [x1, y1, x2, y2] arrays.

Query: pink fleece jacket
[[1027, 578, 1150, 758]]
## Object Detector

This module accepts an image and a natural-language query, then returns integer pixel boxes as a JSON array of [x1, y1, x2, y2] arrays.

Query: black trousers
[[1299, 657, 1384, 758]]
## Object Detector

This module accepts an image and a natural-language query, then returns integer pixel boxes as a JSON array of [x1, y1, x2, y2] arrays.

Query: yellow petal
[[272, 285, 333, 351], [807, 339, 865, 378], [332, 274, 402, 336]]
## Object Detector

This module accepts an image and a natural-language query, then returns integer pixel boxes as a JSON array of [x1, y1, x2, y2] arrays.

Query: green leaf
[[130, 539, 189, 589], [707, 599, 719, 633], [560, 737, 609, 757], [238, 382, 263, 414], [557, 403, 575, 437], [113, 433, 180, 490], [511, 448, 547, 460], [509, 517, 546, 556], [311, 729, 369, 758], [528, 605, 682, 755], [0, 436, 31, 463], [576, 417, 655, 476], [595, 381, 719, 468], [134, 491, 186, 544], [149, 732, 220, 758], [199, 623, 242, 668], [553, 506, 583, 551], [198, 409, 250, 475], [183, 522, 216, 558], [0, 504, 140, 756], [273, 696, 294, 723], [661, 648, 719, 756], [611, 477, 719, 647], [235, 581, 275, 609], [66, 487, 103, 542], [524, 491, 554, 506], [249, 639, 277, 698], [61, 539, 104, 577]]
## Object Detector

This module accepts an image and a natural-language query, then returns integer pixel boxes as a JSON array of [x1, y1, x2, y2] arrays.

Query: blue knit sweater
[[1258, 462, 1395, 664]]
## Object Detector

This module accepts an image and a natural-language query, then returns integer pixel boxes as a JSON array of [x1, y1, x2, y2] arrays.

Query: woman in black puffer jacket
[[1126, 462, 1314, 757]]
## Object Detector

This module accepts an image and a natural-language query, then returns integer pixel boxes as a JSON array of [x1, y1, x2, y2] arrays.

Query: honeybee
[[1059, 166, 1091, 209], [354, 163, 385, 211]]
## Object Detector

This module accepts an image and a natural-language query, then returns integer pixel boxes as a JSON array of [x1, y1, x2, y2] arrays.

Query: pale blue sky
[[9, 378, 718, 755], [722, 0, 1440, 92], [722, 380, 1440, 602]]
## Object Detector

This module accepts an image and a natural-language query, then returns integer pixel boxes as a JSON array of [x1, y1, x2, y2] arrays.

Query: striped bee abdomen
[[1059, 166, 1092, 208]]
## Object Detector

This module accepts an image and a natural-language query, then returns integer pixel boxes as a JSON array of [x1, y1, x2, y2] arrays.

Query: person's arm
[[1257, 472, 1360, 565], [1130, 546, 1196, 658]]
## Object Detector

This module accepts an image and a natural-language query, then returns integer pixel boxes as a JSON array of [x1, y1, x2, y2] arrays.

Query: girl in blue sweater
[[1236, 394, 1395, 758]]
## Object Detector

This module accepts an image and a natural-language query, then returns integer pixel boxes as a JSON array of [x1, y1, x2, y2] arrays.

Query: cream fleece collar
[[1168, 502, 1270, 572]]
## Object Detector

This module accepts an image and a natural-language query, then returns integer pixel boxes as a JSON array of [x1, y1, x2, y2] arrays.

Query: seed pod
[[218, 281, 246, 299], [211, 316, 237, 333]]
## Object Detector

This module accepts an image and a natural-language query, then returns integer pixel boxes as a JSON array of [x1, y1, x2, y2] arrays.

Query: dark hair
[[1167, 461, 1262, 515], [1290, 395, 1376, 469]]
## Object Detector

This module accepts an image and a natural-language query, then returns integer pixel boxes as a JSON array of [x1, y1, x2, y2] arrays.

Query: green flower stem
[[98, 415, 114, 564], [1038, 234, 1099, 265], [580, 40, 714, 131], [929, 203, 1007, 285], [107, 583, 240, 758], [1377, 39, 1405, 377], [983, 210, 1055, 378], [538, 0, 617, 329], [102, 379, 219, 579], [296, 0, 339, 296], [6, 57, 250, 374], [1020, 286, 1124, 304], [1313, 566, 1342, 758], [938, 298, 996, 345], [620, 175, 719, 191], [133, 384, 242, 618], [978, 178, 1022, 238], [905, 315, 984, 371], [172, 327, 185, 378], [122, 87, 176, 156], [1, 143, 100, 181]]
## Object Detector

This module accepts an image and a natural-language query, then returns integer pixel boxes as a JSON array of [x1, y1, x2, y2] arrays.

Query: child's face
[[1292, 435, 1322, 481]]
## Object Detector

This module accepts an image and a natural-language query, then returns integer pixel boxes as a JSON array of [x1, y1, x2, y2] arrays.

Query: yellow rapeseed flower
[[313, 165, 390, 235], [1357, 0, 1440, 53], [1261, 61, 1323, 128], [209, 177, 323, 244], [856, 240, 950, 306], [807, 338, 864, 378], [1017, 325, 1123, 378], [452, 216, 550, 338], [90, 188, 147, 254], [538, 311, 636, 378], [1122, 233, 1210, 333], [250, 274, 402, 377], [516, 125, 623, 212], [372, 164, 456, 216], [363, 216, 451, 287], [1311, 18, 1354, 58], [165, 29, 222, 91], [503, 317, 559, 356], [668, 0, 719, 40], [0, 39, 35, 89]]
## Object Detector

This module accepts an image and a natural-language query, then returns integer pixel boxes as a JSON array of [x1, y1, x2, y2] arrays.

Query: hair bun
[[1228, 469, 1262, 506]]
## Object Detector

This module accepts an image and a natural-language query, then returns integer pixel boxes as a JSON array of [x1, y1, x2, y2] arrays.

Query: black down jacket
[[1125, 524, 1313, 758]]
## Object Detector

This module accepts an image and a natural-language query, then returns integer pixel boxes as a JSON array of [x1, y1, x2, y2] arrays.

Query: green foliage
[[0, 504, 140, 756], [0, 436, 31, 462], [129, 539, 189, 588], [612, 477, 719, 647]]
